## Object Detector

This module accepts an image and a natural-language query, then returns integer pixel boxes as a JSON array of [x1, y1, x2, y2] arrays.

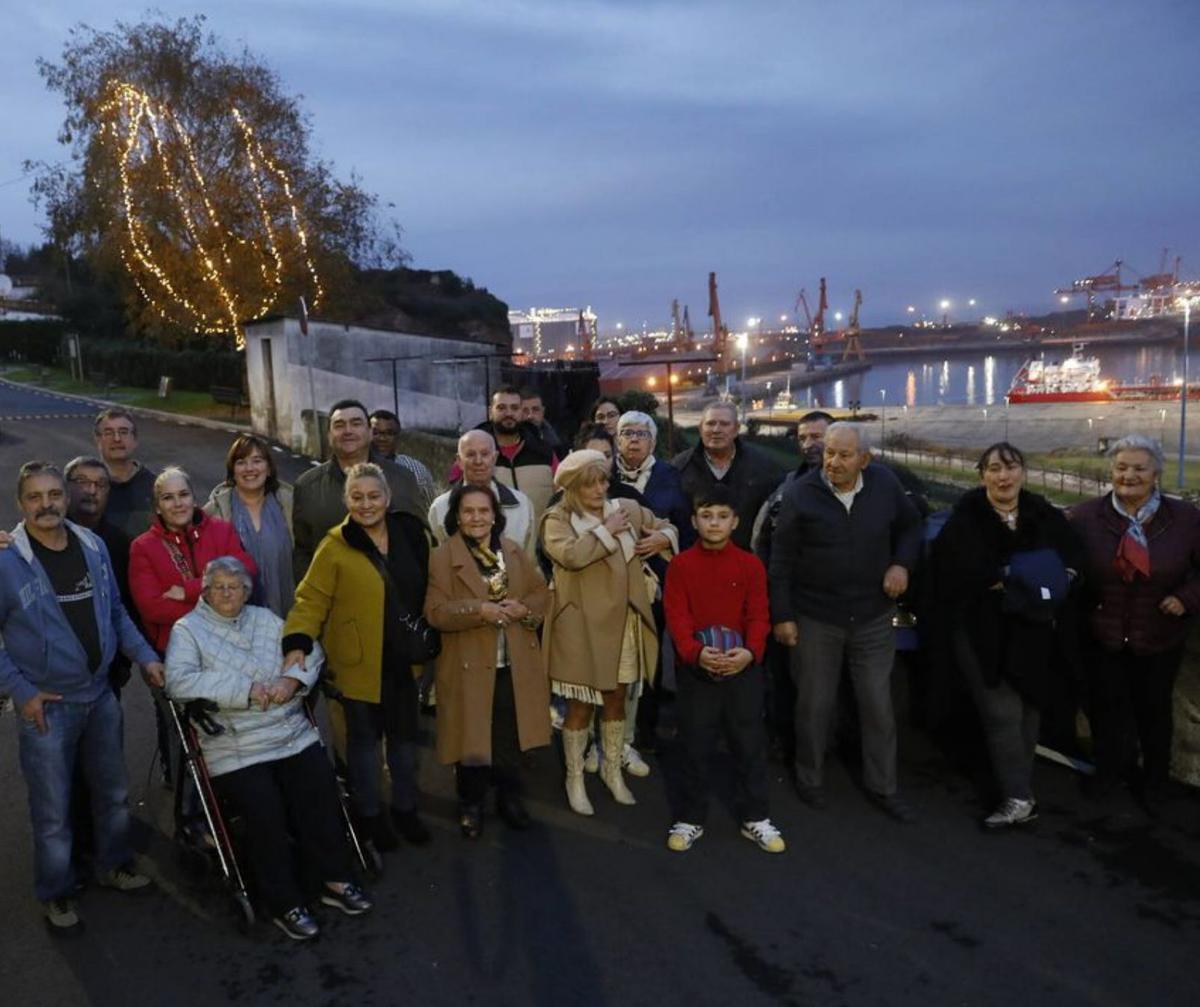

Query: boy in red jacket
[[663, 485, 784, 853]]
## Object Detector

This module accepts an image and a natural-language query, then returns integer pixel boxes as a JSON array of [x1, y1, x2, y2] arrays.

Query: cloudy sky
[[2, 1, 1197, 331]]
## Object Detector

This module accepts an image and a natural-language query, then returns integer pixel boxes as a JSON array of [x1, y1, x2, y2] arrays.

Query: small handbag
[[366, 551, 441, 664]]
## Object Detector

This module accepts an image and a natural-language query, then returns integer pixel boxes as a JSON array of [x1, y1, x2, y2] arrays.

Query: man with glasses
[[93, 409, 157, 539]]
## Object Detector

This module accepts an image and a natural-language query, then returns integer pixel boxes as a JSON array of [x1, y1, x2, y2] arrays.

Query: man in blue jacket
[[0, 461, 164, 936]]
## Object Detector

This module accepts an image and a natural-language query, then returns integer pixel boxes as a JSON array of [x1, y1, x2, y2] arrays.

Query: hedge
[[0, 319, 66, 365], [80, 340, 244, 391]]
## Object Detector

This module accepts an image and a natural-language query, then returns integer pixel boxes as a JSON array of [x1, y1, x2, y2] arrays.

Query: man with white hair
[[769, 422, 923, 822], [671, 401, 783, 551], [429, 430, 535, 553]]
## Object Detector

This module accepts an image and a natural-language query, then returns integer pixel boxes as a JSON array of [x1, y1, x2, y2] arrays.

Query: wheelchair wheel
[[232, 891, 256, 933]]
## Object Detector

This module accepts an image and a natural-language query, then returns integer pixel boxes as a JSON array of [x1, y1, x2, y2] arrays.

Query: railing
[[877, 445, 1111, 501]]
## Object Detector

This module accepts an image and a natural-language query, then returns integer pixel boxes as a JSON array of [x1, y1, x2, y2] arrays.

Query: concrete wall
[[245, 317, 504, 455]]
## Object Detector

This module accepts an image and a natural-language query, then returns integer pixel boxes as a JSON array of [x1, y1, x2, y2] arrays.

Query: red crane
[[708, 271, 730, 367], [1055, 259, 1137, 318]]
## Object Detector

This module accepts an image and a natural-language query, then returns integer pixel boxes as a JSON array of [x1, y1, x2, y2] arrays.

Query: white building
[[244, 316, 509, 455]]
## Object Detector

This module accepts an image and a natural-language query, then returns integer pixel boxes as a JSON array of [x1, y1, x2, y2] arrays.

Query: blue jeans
[[18, 689, 133, 901], [341, 698, 419, 818]]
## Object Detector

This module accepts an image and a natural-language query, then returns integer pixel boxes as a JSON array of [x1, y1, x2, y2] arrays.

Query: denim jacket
[[0, 520, 157, 709]]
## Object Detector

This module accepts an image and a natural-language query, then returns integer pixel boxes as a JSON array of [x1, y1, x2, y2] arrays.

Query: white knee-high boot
[[562, 728, 594, 816], [599, 720, 636, 805]]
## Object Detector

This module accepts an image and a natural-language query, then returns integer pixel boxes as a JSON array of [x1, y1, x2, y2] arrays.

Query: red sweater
[[664, 541, 770, 666], [129, 509, 258, 653]]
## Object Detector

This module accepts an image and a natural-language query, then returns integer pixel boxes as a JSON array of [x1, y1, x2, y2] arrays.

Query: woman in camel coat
[[539, 449, 676, 816], [425, 483, 550, 838]]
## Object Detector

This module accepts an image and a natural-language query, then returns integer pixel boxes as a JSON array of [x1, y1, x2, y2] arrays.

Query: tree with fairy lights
[[27, 14, 406, 347]]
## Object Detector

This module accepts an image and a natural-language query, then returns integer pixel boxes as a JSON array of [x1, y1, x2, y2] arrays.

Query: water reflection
[[938, 361, 950, 400], [984, 355, 996, 405], [905, 370, 917, 407], [966, 365, 976, 406]]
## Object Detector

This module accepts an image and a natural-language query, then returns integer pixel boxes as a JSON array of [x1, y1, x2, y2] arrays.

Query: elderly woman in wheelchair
[[164, 556, 372, 941]]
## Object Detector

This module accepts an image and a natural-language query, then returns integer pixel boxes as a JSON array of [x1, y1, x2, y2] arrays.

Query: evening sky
[[1, 1, 1197, 331]]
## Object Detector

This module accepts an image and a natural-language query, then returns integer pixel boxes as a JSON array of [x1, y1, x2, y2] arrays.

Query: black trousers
[[762, 638, 796, 757], [1090, 644, 1183, 789], [675, 665, 770, 825], [213, 742, 354, 916], [457, 666, 523, 805]]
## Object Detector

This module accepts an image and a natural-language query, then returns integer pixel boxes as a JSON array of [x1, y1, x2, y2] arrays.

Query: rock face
[[1172, 632, 1200, 786]]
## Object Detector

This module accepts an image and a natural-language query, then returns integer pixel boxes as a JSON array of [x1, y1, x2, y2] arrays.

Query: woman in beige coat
[[425, 484, 551, 838], [540, 450, 676, 815]]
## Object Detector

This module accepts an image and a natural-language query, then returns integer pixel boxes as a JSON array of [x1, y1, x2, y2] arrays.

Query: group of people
[[2, 385, 1198, 944]]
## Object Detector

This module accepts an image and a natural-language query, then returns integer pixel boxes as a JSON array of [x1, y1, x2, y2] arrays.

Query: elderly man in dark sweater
[[769, 422, 922, 822]]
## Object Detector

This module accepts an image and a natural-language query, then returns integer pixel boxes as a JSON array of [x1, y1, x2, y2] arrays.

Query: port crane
[[1055, 259, 1137, 319], [577, 309, 593, 360], [842, 289, 865, 362], [671, 298, 694, 350], [708, 271, 731, 369]]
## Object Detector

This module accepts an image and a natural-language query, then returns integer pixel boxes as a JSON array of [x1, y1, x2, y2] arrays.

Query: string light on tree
[[94, 81, 323, 346]]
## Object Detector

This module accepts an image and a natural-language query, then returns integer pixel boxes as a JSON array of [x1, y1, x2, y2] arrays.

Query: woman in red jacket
[[129, 466, 258, 654]]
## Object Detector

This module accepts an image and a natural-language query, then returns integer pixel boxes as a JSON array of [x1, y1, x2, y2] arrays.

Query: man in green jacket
[[292, 399, 426, 581]]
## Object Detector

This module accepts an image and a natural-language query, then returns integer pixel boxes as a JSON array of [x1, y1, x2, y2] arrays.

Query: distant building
[[509, 307, 597, 357]]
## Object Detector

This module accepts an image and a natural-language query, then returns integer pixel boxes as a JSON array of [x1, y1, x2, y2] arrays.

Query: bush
[[79, 339, 244, 391], [0, 319, 67, 365]]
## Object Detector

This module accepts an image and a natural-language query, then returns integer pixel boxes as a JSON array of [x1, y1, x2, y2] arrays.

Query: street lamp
[[1179, 296, 1197, 490]]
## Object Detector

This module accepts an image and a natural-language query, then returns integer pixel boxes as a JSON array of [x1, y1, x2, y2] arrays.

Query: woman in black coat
[[931, 442, 1083, 829]]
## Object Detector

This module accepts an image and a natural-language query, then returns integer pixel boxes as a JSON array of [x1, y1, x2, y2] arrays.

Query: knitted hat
[[553, 449, 610, 489]]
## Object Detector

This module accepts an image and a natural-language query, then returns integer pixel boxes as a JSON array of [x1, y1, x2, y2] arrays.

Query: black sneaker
[[871, 791, 918, 824], [320, 883, 373, 916], [391, 808, 431, 846], [794, 783, 828, 810], [360, 814, 398, 852], [44, 898, 84, 937], [273, 905, 320, 941]]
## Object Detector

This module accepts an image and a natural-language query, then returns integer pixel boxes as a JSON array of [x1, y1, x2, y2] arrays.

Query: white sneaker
[[622, 744, 651, 778], [667, 822, 704, 852], [983, 798, 1038, 829], [583, 742, 599, 774], [740, 818, 786, 853]]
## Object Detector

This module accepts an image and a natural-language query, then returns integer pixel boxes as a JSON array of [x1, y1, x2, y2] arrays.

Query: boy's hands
[[698, 646, 754, 677]]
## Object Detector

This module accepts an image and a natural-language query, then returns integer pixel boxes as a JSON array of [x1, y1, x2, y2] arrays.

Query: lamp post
[[1179, 297, 1195, 490], [880, 388, 887, 450]]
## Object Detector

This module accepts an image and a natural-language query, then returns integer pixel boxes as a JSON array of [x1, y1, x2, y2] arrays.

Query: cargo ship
[[1007, 346, 1200, 403]]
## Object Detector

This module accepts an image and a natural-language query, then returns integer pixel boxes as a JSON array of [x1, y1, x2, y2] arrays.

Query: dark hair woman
[[425, 484, 550, 838], [588, 397, 622, 437], [1068, 434, 1200, 809], [283, 463, 432, 852], [204, 434, 295, 617], [930, 442, 1083, 828]]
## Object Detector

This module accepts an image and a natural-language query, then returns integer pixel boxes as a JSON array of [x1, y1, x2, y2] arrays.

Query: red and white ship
[[1007, 346, 1200, 403]]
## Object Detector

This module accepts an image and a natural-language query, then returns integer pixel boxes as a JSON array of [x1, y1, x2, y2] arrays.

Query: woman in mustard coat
[[283, 463, 431, 852], [425, 484, 550, 838], [540, 450, 676, 816]]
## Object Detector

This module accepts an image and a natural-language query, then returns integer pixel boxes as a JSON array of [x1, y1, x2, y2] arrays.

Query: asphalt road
[[2, 379, 1199, 1007]]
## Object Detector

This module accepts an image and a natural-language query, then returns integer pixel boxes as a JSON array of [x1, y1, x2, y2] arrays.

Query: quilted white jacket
[[164, 599, 324, 777]]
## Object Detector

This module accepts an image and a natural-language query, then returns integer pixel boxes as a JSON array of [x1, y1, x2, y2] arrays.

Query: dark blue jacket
[[628, 460, 696, 552], [768, 465, 922, 627]]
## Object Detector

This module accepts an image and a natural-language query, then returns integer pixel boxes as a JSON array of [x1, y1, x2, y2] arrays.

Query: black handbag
[[366, 550, 441, 664]]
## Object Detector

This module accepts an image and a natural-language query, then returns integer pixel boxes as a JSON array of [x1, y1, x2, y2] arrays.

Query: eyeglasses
[[207, 584, 248, 595], [595, 410, 619, 420], [99, 428, 135, 439], [69, 478, 110, 490], [619, 429, 652, 440]]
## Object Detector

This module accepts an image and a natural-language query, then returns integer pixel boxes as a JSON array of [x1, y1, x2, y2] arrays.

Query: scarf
[[231, 491, 294, 616], [467, 537, 509, 602], [570, 499, 637, 562], [1111, 489, 1159, 583], [617, 454, 657, 494]]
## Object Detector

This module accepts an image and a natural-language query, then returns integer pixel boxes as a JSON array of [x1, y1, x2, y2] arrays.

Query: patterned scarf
[[1111, 488, 1160, 583], [467, 537, 509, 602], [617, 453, 656, 494]]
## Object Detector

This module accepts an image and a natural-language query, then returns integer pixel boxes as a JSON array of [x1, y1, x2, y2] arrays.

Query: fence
[[877, 445, 1110, 501]]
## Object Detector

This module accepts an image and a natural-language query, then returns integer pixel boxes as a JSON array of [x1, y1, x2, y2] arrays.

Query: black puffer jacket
[[931, 487, 1083, 706], [671, 438, 783, 551]]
